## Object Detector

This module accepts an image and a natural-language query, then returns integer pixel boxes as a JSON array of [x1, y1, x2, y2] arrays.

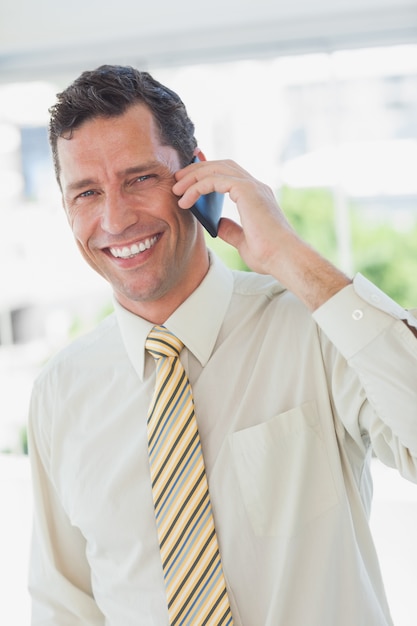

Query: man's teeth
[[110, 236, 158, 259]]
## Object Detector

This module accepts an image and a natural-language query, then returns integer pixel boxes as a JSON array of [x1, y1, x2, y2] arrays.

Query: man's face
[[58, 104, 208, 321]]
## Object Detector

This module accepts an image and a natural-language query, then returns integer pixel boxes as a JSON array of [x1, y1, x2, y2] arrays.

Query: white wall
[[1, 0, 416, 82]]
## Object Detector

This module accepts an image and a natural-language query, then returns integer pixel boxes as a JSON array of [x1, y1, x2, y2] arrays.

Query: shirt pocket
[[230, 401, 339, 538]]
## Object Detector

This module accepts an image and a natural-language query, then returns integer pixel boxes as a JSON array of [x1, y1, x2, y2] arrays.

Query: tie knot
[[146, 325, 184, 359]]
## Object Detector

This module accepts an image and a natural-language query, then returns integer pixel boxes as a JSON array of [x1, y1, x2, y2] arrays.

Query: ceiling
[[1, 0, 417, 85]]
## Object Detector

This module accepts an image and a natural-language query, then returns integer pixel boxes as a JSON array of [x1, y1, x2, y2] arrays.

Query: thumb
[[217, 217, 244, 250]]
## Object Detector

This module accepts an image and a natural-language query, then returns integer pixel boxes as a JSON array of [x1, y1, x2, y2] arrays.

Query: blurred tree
[[280, 186, 417, 309], [279, 187, 338, 263], [350, 210, 417, 308]]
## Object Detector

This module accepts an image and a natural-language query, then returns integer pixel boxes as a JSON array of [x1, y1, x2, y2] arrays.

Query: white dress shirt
[[28, 253, 417, 625]]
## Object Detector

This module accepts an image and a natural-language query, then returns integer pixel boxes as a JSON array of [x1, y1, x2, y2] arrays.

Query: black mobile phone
[[189, 156, 224, 238]]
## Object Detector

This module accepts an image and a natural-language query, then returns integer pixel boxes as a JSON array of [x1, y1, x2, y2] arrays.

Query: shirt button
[[352, 309, 363, 320]]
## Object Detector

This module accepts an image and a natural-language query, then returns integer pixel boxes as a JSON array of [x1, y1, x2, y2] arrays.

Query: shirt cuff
[[312, 273, 417, 360]]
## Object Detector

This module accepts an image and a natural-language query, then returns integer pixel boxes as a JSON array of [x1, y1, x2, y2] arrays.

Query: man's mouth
[[109, 235, 159, 259]]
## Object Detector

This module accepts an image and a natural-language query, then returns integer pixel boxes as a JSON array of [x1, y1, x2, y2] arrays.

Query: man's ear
[[193, 148, 207, 162]]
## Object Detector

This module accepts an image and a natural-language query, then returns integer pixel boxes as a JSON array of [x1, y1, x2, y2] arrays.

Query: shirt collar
[[113, 253, 234, 380]]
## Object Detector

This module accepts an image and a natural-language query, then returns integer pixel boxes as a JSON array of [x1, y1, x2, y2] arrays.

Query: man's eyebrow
[[65, 178, 98, 193], [65, 161, 165, 193], [120, 161, 167, 177]]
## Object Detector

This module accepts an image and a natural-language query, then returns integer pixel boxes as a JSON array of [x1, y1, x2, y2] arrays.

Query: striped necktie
[[146, 325, 233, 625]]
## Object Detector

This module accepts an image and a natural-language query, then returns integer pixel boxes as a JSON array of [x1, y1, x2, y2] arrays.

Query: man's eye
[[131, 174, 158, 188], [79, 190, 96, 198]]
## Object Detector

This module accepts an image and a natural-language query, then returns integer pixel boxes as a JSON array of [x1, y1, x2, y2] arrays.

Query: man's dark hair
[[48, 64, 198, 182]]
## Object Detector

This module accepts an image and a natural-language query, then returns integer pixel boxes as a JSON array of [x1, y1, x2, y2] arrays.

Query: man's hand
[[173, 158, 351, 311]]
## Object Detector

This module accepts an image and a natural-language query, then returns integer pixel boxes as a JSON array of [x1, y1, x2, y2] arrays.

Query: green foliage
[[279, 187, 339, 264], [280, 186, 417, 309], [350, 209, 417, 308]]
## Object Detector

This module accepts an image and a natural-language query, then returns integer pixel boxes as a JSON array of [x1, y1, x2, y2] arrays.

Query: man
[[28, 64, 417, 625]]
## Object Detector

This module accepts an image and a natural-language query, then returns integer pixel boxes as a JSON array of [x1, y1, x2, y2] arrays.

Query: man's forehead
[[55, 103, 182, 190]]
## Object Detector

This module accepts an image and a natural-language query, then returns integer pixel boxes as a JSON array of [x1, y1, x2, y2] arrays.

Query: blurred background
[[1, 0, 416, 623]]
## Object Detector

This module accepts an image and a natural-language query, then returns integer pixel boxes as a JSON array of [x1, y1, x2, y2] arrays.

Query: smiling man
[[28, 65, 417, 626], [58, 102, 208, 324]]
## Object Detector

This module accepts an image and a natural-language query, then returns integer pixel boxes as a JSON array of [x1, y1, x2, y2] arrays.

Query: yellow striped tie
[[146, 325, 233, 625]]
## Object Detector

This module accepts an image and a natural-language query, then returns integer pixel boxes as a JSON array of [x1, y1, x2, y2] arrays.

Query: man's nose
[[100, 192, 137, 235]]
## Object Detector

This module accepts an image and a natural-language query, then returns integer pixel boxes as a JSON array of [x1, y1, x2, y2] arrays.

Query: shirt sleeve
[[28, 381, 105, 625], [312, 273, 417, 482]]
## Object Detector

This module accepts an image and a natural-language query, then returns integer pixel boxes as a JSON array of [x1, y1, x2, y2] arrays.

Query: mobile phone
[[189, 156, 224, 238]]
